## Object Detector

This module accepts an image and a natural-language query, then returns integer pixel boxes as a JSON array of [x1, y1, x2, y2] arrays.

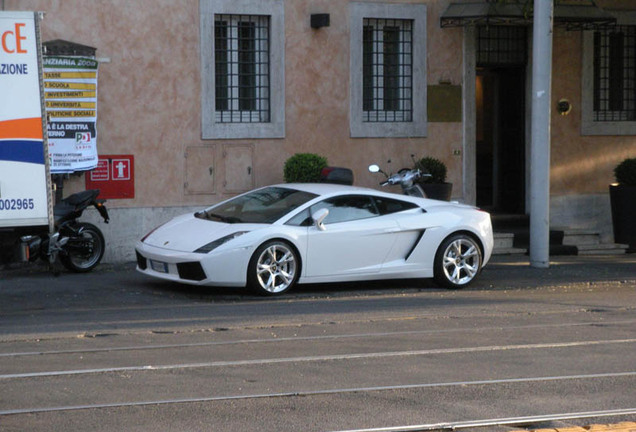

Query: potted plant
[[609, 157, 636, 253], [283, 153, 328, 183], [414, 156, 453, 201]]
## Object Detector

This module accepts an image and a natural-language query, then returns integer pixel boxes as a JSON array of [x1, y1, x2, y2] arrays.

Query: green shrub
[[614, 157, 636, 186], [414, 156, 447, 184], [283, 153, 328, 183]]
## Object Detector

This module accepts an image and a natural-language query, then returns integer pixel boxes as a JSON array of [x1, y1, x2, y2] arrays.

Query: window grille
[[362, 18, 413, 122], [477, 26, 527, 67], [593, 25, 636, 122], [215, 15, 270, 123]]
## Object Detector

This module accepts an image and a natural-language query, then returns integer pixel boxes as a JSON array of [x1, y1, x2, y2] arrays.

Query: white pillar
[[529, 0, 553, 268]]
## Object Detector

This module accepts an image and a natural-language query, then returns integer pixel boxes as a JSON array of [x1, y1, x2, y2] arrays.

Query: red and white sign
[[89, 158, 109, 181], [85, 154, 134, 199], [111, 158, 131, 180]]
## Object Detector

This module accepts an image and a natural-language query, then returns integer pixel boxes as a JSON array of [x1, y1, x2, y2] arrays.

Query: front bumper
[[134, 241, 249, 287]]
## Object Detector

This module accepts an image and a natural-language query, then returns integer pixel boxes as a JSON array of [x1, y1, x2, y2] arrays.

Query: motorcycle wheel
[[60, 222, 105, 273]]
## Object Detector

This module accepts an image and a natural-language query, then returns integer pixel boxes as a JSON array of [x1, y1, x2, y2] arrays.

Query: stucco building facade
[[3, 0, 635, 262]]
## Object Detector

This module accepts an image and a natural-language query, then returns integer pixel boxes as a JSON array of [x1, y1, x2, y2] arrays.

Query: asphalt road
[[0, 255, 635, 432]]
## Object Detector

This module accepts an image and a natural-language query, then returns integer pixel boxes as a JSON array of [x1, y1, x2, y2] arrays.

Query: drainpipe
[[529, 0, 553, 268]]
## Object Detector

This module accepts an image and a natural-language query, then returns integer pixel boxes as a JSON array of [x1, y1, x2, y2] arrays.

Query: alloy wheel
[[439, 236, 481, 287], [255, 242, 297, 294]]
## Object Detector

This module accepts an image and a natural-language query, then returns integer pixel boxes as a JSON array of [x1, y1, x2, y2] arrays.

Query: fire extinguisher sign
[[85, 155, 135, 199], [0, 11, 52, 229]]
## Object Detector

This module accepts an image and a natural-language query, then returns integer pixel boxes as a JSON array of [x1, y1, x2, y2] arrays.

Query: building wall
[[550, 23, 636, 241], [551, 27, 635, 196], [3, 0, 635, 261], [4, 0, 465, 262]]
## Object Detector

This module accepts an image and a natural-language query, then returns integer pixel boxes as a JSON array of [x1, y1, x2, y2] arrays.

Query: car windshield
[[195, 187, 318, 224]]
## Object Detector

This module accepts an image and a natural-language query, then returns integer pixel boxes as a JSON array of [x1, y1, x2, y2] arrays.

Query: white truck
[[0, 11, 53, 263]]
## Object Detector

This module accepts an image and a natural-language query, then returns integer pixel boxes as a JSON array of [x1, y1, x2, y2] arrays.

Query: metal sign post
[[529, 0, 554, 269]]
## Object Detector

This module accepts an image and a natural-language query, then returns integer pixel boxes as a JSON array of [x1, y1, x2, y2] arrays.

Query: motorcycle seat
[[62, 190, 99, 206], [53, 190, 101, 223]]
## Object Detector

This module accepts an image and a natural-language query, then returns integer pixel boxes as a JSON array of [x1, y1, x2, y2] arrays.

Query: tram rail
[[328, 410, 636, 432]]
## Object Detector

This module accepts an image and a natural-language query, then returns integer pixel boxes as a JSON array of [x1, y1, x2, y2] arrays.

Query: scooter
[[1, 189, 110, 273], [368, 161, 430, 198]]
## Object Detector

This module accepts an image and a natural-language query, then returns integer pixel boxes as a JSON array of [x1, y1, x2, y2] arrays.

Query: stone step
[[558, 228, 601, 246], [494, 232, 514, 249], [493, 233, 526, 255], [490, 214, 529, 230], [492, 246, 527, 255], [491, 230, 627, 256], [577, 243, 628, 255]]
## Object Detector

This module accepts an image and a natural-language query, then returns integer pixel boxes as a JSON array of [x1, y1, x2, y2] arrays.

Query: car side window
[[285, 208, 312, 227], [311, 195, 379, 225], [372, 196, 419, 215]]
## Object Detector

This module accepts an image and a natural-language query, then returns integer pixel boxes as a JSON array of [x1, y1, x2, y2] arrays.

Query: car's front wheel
[[247, 240, 299, 296], [434, 233, 482, 289]]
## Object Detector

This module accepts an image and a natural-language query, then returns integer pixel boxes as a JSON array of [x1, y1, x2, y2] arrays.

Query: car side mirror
[[311, 208, 329, 231]]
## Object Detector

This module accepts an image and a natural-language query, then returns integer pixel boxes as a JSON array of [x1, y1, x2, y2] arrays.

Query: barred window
[[215, 15, 270, 123], [477, 26, 527, 67], [362, 18, 413, 123], [593, 26, 636, 122]]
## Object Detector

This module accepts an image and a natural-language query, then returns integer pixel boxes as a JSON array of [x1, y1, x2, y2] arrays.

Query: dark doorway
[[476, 68, 526, 213], [475, 26, 527, 214]]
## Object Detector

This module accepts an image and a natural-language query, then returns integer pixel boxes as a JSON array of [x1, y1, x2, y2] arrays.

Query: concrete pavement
[[0, 254, 634, 431], [479, 254, 636, 290], [1, 253, 635, 292]]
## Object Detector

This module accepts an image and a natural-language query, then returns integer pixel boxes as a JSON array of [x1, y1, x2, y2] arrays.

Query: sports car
[[135, 183, 493, 295]]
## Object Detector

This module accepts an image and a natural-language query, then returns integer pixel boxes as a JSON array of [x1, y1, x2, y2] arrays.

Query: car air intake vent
[[177, 262, 207, 281], [136, 251, 147, 270]]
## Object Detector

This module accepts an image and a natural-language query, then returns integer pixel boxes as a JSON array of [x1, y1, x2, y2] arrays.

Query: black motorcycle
[[1, 189, 110, 272]]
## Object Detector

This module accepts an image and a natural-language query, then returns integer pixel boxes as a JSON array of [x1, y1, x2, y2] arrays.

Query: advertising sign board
[[43, 55, 99, 173], [0, 11, 51, 228]]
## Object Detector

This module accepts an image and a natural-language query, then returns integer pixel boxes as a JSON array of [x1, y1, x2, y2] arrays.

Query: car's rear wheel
[[247, 240, 299, 296], [434, 233, 482, 289]]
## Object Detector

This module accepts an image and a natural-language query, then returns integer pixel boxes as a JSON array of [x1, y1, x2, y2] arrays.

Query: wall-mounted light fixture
[[557, 98, 572, 116], [311, 14, 330, 29]]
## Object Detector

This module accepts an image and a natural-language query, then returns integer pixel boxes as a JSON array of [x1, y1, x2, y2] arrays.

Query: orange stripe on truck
[[0, 117, 44, 140]]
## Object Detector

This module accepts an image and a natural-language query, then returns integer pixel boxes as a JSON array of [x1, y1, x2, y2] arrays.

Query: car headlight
[[194, 231, 248, 254]]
